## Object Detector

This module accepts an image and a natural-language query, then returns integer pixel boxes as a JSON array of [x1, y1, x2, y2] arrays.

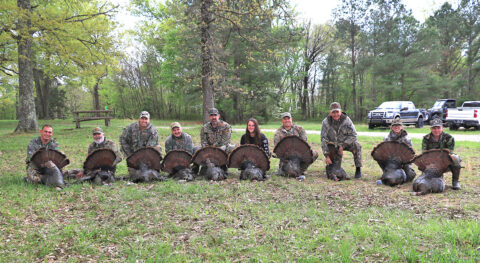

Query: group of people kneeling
[[25, 102, 462, 194]]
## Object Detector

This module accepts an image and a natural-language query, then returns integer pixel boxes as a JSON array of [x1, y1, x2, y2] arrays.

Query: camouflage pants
[[26, 164, 41, 184], [449, 154, 462, 178], [450, 154, 462, 168], [342, 141, 362, 167]]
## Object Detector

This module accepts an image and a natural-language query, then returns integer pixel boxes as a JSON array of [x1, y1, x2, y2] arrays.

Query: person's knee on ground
[[450, 154, 462, 190]]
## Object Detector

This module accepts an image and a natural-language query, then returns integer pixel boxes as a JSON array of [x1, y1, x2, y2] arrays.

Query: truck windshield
[[377, 102, 402, 109], [432, 101, 445, 108]]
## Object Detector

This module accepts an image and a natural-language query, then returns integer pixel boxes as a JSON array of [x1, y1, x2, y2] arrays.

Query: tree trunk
[[34, 69, 54, 119], [201, 0, 215, 123], [301, 72, 309, 120], [350, 28, 358, 121], [466, 35, 476, 97], [93, 78, 101, 115], [15, 0, 38, 132], [310, 66, 317, 119], [400, 73, 405, 100]]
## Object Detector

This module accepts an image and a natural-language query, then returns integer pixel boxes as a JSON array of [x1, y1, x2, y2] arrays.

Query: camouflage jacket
[[88, 137, 122, 165], [201, 120, 231, 147], [165, 132, 194, 154], [383, 129, 412, 147], [422, 132, 454, 152], [26, 137, 59, 163], [120, 122, 160, 157], [274, 124, 307, 147], [321, 113, 358, 156]]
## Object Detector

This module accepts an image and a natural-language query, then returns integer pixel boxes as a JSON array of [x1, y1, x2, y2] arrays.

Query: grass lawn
[[0, 119, 479, 262]]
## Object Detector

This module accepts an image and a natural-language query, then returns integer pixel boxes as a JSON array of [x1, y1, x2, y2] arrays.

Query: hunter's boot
[[451, 166, 461, 190]]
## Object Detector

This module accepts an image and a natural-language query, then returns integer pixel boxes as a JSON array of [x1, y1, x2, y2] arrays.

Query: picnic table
[[73, 110, 112, 129]]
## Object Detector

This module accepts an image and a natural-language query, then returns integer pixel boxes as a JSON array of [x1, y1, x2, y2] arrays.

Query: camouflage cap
[[139, 111, 150, 119], [281, 112, 292, 119], [171, 122, 181, 129], [329, 102, 341, 112], [92, 127, 104, 134], [208, 108, 219, 115], [391, 118, 403, 126], [430, 118, 443, 128]]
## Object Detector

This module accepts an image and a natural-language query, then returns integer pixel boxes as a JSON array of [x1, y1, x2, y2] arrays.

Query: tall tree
[[427, 2, 464, 98], [458, 0, 480, 97], [15, 0, 38, 131], [300, 22, 330, 120], [334, 0, 369, 121]]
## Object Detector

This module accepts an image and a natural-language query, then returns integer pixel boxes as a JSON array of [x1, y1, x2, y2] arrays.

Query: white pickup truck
[[445, 101, 480, 130]]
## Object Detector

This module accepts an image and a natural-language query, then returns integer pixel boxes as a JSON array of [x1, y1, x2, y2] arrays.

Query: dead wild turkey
[[371, 141, 415, 186], [30, 148, 69, 187], [326, 142, 348, 181], [127, 147, 166, 182], [80, 148, 117, 184], [191, 146, 228, 181], [161, 150, 195, 181], [273, 135, 314, 178], [412, 149, 453, 195], [228, 144, 270, 181]]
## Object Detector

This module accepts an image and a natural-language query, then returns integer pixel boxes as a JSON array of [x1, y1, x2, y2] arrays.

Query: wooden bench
[[73, 110, 112, 129]]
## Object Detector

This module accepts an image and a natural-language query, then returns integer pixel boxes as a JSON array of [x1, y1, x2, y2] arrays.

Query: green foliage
[[0, 0, 121, 120], [0, 83, 16, 119], [2, 0, 480, 124]]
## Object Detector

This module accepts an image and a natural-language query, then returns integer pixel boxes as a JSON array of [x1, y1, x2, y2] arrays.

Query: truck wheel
[[415, 117, 424, 128], [368, 124, 375, 130], [449, 125, 458, 131]]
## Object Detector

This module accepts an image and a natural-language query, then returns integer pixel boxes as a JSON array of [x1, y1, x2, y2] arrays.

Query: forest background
[[1, 0, 480, 129]]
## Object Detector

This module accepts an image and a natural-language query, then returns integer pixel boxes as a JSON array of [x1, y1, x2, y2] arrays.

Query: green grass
[[0, 119, 479, 262]]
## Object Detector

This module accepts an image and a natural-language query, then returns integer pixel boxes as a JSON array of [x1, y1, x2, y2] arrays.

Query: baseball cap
[[281, 112, 292, 119], [92, 127, 103, 134], [430, 118, 443, 128], [391, 118, 403, 126], [329, 102, 341, 112], [139, 111, 150, 119], [208, 108, 219, 115], [171, 122, 181, 129]]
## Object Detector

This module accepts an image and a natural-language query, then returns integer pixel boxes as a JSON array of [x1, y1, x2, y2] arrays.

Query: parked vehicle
[[367, 101, 425, 129], [426, 99, 456, 123], [445, 101, 480, 130]]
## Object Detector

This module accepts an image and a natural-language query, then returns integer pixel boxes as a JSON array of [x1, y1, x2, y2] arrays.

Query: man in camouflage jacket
[[119, 111, 161, 157], [198, 108, 235, 175], [88, 127, 122, 171], [120, 111, 161, 178], [274, 112, 318, 174], [200, 108, 235, 153], [165, 122, 196, 154], [422, 118, 461, 190], [382, 118, 416, 181], [321, 102, 362, 178], [273, 112, 308, 146], [25, 124, 60, 183]]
